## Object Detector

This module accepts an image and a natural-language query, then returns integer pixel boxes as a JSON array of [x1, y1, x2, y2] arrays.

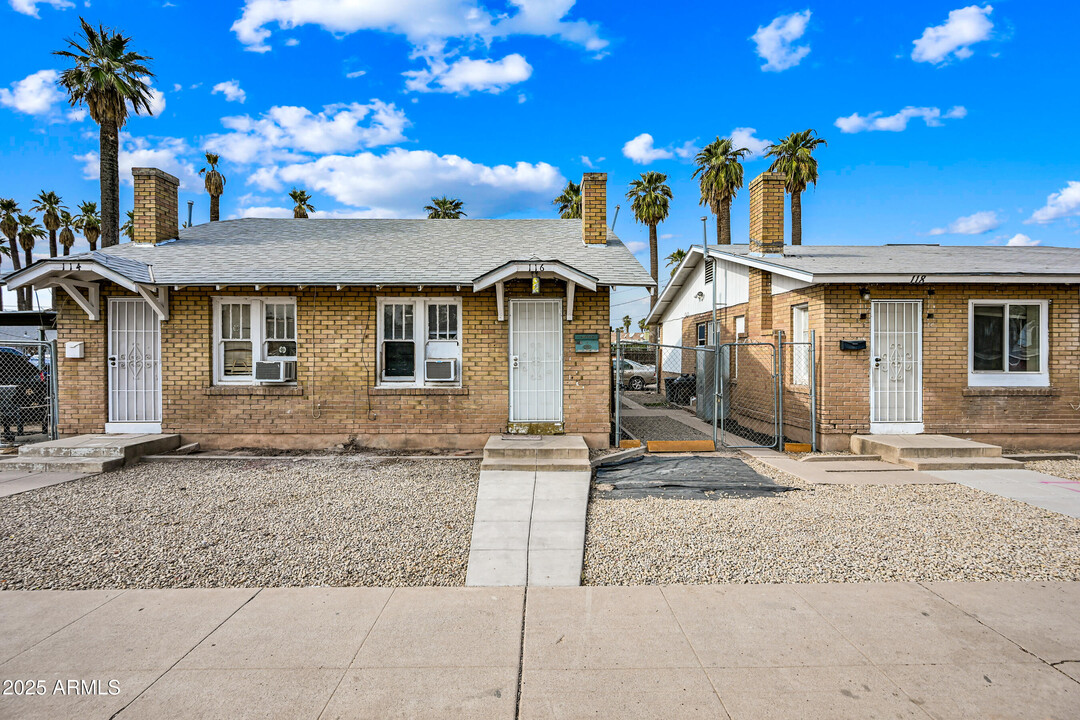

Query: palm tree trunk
[[210, 194, 219, 222], [49, 229, 57, 258], [648, 223, 659, 306], [7, 239, 24, 310], [100, 121, 120, 248], [791, 191, 802, 246], [63, 246, 70, 256], [22, 248, 34, 309], [720, 198, 732, 245]]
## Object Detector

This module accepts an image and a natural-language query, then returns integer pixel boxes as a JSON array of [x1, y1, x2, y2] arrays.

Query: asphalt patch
[[593, 456, 795, 500]]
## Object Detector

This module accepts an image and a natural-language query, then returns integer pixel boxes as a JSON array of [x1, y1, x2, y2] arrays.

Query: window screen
[[428, 303, 459, 340]]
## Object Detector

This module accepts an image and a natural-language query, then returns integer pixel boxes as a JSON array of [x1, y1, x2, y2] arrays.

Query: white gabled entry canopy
[[472, 259, 598, 322]]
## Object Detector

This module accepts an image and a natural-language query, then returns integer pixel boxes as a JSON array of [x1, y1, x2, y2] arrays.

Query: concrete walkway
[[0, 469, 89, 497], [927, 468, 1080, 519], [2, 582, 1078, 719], [744, 447, 950, 485], [465, 469, 590, 587]]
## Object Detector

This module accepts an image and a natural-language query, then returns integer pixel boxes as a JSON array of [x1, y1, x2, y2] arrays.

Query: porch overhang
[[3, 257, 168, 321], [472, 260, 598, 322]]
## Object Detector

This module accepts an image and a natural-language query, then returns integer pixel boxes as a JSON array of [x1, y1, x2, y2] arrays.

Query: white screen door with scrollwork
[[870, 300, 923, 434], [107, 298, 162, 432]]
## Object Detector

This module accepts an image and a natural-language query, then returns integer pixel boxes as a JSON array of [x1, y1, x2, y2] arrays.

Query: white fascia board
[[645, 246, 705, 325], [817, 274, 1080, 284], [5, 260, 140, 292], [472, 261, 598, 292], [705, 248, 816, 284]]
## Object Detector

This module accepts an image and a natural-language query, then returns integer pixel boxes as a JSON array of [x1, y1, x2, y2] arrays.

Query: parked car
[[0, 351, 49, 440], [614, 358, 656, 391]]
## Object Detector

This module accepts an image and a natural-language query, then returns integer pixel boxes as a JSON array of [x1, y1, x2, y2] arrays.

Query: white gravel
[[584, 455, 1080, 585], [0, 458, 479, 590], [1028, 458, 1080, 481]]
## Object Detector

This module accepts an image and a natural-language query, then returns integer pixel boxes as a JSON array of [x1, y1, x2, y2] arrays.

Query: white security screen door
[[509, 299, 563, 423], [870, 300, 923, 433], [107, 298, 162, 432]]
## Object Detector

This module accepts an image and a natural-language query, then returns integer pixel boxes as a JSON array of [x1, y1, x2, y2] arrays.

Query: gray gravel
[[1028, 458, 1080, 481], [584, 455, 1080, 585], [621, 415, 711, 442], [0, 458, 479, 590]]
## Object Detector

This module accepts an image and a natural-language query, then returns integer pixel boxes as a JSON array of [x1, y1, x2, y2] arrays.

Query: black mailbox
[[840, 340, 867, 351]]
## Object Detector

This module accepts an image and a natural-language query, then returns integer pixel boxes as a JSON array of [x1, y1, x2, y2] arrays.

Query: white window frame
[[213, 296, 298, 385], [967, 299, 1049, 387], [377, 297, 463, 387], [791, 304, 810, 386]]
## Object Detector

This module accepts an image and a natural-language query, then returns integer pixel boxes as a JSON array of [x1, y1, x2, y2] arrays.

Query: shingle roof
[[715, 243, 1080, 278], [67, 218, 654, 287]]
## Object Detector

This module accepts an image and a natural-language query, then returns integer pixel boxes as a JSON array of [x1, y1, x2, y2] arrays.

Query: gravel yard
[[584, 455, 1080, 585], [621, 415, 711, 442], [0, 458, 479, 590], [1028, 458, 1080, 481]]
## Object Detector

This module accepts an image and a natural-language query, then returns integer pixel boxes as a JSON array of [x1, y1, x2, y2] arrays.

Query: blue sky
[[2, 1, 1078, 323]]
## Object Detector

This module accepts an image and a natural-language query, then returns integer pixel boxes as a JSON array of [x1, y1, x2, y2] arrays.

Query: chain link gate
[[613, 331, 719, 448], [0, 340, 58, 446], [717, 341, 779, 448]]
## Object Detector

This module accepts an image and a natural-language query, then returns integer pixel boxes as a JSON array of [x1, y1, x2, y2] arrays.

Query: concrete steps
[[480, 435, 590, 472], [0, 433, 181, 475], [850, 434, 1022, 472]]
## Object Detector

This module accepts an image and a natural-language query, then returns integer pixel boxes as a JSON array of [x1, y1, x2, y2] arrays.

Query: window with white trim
[[968, 300, 1048, 387], [378, 297, 462, 386], [214, 297, 297, 384], [791, 304, 810, 386]]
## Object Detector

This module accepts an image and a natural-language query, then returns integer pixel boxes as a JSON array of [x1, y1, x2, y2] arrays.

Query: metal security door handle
[[872, 356, 883, 369], [108, 355, 117, 367], [511, 355, 519, 369]]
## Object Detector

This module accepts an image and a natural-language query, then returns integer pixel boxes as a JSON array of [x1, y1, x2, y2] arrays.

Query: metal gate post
[[48, 340, 59, 440], [775, 330, 784, 449], [809, 329, 817, 452], [614, 329, 621, 447]]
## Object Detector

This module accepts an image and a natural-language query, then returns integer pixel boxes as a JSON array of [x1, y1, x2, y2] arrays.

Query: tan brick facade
[[748, 172, 785, 255], [581, 172, 607, 245], [55, 280, 612, 449], [131, 168, 179, 245]]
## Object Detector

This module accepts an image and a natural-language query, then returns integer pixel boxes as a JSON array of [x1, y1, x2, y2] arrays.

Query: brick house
[[5, 169, 652, 450], [648, 170, 1080, 451]]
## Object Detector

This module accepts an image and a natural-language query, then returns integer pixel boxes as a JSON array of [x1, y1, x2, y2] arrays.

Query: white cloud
[[232, 0, 606, 53], [248, 147, 564, 218], [673, 140, 698, 161], [234, 205, 385, 219], [129, 77, 166, 117], [345, 70, 367, 79], [284, 38, 300, 46], [929, 210, 1001, 235], [517, 93, 526, 104], [835, 105, 966, 133], [1005, 233, 1039, 247], [172, 83, 183, 92], [729, 127, 770, 157], [1027, 181, 1080, 225], [622, 133, 673, 164], [212, 80, 246, 103], [76, 135, 200, 189], [751, 10, 811, 72], [404, 53, 532, 94], [9, 0, 73, 17], [0, 69, 65, 115], [67, 108, 87, 122], [205, 100, 409, 164], [624, 240, 647, 253], [912, 5, 994, 64]]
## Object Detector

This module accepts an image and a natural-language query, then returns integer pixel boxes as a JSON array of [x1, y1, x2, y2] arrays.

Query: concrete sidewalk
[[2, 582, 1078, 719], [927, 468, 1080, 519]]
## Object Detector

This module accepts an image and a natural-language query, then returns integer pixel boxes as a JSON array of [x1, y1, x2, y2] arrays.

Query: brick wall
[[582, 173, 607, 245], [55, 280, 612, 449], [748, 172, 785, 255], [132, 168, 179, 244]]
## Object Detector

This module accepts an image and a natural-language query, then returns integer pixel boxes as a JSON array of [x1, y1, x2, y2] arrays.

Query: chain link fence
[[780, 332, 818, 452], [718, 341, 779, 448], [0, 341, 58, 445]]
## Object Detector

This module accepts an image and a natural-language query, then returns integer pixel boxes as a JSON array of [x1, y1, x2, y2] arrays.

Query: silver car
[[614, 358, 657, 391]]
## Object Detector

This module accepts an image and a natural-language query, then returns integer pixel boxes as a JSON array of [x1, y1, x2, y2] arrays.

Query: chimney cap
[[132, 167, 180, 185]]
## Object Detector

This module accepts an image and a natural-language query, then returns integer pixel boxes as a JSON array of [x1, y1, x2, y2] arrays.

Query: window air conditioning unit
[[425, 359, 456, 382], [254, 360, 285, 382]]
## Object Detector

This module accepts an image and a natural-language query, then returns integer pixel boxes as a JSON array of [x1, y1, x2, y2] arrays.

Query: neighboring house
[[648, 170, 1080, 450], [4, 169, 653, 449]]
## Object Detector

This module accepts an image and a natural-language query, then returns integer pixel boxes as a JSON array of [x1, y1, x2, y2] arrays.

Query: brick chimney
[[748, 171, 785, 255], [581, 172, 607, 245], [132, 167, 179, 244]]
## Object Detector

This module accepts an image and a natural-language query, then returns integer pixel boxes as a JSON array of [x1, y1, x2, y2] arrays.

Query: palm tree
[[199, 151, 226, 222], [16, 214, 45, 271], [58, 210, 76, 256], [552, 181, 581, 219], [75, 201, 101, 251], [765, 129, 827, 246], [625, 171, 672, 308], [55, 18, 156, 248], [121, 209, 134, 240], [288, 188, 314, 218], [0, 199, 26, 309], [622, 315, 631, 334], [693, 137, 750, 245], [637, 318, 648, 338], [31, 191, 66, 257], [424, 196, 466, 219], [665, 248, 687, 276]]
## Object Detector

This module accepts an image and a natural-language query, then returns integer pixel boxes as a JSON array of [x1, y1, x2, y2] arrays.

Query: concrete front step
[[19, 433, 181, 462], [851, 434, 1002, 464], [480, 458, 591, 473], [800, 454, 881, 463], [0, 456, 124, 474], [898, 456, 1025, 472], [483, 435, 589, 461]]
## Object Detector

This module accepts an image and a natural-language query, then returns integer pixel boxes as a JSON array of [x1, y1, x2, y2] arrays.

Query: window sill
[[205, 385, 304, 396], [962, 386, 1058, 397], [369, 386, 469, 396]]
